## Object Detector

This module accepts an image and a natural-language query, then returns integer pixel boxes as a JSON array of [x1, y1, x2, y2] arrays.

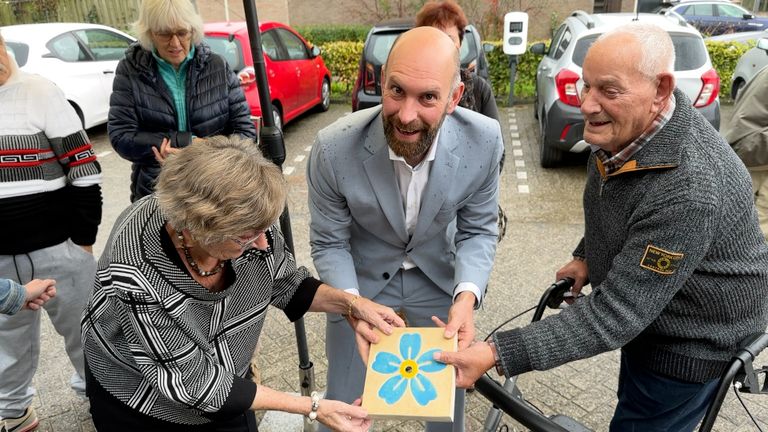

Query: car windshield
[[366, 29, 478, 67], [4, 41, 29, 67], [571, 32, 707, 71], [204, 35, 245, 72]]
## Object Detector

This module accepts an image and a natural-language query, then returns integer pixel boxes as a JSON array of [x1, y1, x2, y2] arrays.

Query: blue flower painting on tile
[[370, 332, 446, 406]]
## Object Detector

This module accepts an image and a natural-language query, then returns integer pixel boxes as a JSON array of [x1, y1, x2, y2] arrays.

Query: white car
[[1, 23, 135, 129], [730, 37, 768, 100]]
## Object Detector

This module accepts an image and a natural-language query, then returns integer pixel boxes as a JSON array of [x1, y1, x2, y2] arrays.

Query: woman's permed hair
[[155, 135, 287, 246], [133, 0, 204, 51]]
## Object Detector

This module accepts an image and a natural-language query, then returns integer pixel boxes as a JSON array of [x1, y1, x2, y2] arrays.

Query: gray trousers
[[0, 240, 96, 418], [322, 268, 466, 432]]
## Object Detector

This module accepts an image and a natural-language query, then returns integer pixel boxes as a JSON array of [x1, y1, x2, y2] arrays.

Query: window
[[573, 33, 706, 71], [75, 29, 132, 61], [204, 36, 245, 71], [718, 4, 749, 17], [47, 33, 89, 62], [547, 24, 567, 59], [553, 29, 572, 60], [261, 31, 281, 60], [4, 42, 29, 67], [367, 32, 400, 65], [690, 4, 715, 16], [276, 28, 308, 61]]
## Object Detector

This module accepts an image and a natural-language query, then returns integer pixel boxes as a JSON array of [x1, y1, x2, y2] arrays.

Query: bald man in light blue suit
[[308, 27, 502, 432]]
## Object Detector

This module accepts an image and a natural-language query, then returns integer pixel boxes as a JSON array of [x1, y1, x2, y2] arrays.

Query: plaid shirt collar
[[592, 94, 676, 175]]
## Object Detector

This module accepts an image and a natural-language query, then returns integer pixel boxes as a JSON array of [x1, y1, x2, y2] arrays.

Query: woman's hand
[[349, 297, 405, 363], [152, 138, 180, 164], [317, 398, 371, 432]]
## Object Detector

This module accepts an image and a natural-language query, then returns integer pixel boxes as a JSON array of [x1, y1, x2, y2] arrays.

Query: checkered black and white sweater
[[81, 196, 320, 425], [0, 68, 102, 254]]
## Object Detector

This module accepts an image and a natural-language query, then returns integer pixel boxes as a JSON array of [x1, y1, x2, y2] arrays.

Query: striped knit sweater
[[81, 196, 320, 424], [494, 90, 768, 383], [0, 68, 102, 254]]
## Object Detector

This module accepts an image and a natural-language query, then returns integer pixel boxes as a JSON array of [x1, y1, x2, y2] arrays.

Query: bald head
[[385, 26, 460, 90]]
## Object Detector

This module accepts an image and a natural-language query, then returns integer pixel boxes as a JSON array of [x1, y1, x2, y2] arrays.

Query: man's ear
[[654, 72, 675, 107], [446, 81, 465, 114]]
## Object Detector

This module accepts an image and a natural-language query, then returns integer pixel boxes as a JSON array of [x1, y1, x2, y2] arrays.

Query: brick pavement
[[24, 104, 768, 432]]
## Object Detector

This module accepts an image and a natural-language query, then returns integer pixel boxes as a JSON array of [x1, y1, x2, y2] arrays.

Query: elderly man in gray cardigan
[[436, 22, 768, 432]]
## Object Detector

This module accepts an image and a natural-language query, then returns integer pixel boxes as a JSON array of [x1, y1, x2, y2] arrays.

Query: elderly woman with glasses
[[81, 136, 403, 432], [109, 0, 256, 202]]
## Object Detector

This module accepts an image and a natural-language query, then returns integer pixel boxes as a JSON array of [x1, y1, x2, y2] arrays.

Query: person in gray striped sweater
[[82, 136, 403, 432], [435, 22, 768, 431]]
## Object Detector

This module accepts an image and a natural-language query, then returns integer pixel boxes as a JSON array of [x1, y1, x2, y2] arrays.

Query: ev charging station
[[503, 12, 528, 105]]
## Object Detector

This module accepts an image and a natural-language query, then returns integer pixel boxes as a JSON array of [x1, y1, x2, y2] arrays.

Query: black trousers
[[85, 361, 258, 432]]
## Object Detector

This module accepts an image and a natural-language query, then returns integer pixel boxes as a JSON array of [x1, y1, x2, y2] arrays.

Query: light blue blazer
[[307, 105, 503, 302]]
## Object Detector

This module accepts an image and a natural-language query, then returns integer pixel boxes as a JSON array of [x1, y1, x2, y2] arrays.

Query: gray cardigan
[[495, 90, 768, 383]]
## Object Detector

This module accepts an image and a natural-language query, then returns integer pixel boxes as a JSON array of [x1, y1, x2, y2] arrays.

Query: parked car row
[[655, 0, 768, 35], [0, 20, 331, 132]]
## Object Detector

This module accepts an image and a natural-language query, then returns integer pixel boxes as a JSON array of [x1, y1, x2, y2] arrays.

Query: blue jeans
[[610, 351, 719, 432]]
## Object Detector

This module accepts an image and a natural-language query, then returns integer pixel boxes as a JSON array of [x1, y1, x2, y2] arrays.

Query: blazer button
[[382, 272, 390, 280]]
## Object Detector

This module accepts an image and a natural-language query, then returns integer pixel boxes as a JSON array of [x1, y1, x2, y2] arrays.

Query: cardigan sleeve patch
[[640, 244, 684, 275]]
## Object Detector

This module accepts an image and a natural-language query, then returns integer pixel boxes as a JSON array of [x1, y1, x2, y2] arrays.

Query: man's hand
[[432, 291, 476, 350], [556, 259, 589, 303], [347, 297, 406, 364], [434, 341, 496, 388]]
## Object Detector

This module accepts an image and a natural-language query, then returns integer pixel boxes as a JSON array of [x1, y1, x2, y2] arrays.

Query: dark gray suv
[[351, 19, 489, 111]]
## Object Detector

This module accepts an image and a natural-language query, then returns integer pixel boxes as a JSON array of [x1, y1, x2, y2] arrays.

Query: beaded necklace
[[176, 232, 225, 277]]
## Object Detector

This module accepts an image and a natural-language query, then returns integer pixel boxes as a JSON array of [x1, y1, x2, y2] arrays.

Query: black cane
[[241, 2, 316, 430]]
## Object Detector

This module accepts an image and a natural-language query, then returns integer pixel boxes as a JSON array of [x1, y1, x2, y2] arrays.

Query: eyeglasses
[[228, 231, 265, 251], [153, 29, 193, 43]]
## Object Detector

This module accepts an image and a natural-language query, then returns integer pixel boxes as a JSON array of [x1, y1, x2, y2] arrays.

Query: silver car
[[730, 38, 768, 100], [530, 11, 721, 167]]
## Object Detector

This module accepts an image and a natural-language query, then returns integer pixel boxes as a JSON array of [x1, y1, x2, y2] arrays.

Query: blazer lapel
[[362, 119, 410, 244], [410, 123, 460, 243]]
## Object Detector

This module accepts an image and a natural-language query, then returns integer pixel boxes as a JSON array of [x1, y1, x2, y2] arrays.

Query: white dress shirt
[[345, 132, 482, 305]]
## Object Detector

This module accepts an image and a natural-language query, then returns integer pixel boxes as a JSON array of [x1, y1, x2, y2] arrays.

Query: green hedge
[[295, 25, 369, 45], [320, 38, 755, 103]]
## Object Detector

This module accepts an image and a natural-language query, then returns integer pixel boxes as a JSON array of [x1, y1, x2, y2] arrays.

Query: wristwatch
[[308, 391, 321, 423], [488, 341, 505, 376]]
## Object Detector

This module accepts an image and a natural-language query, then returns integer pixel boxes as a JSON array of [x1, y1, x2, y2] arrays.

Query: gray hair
[[155, 135, 287, 246], [597, 22, 675, 78], [133, 0, 204, 51]]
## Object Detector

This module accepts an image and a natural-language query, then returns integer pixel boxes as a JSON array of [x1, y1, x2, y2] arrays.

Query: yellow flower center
[[399, 359, 419, 379]]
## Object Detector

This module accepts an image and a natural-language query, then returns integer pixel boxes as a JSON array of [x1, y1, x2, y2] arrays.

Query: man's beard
[[383, 110, 447, 163]]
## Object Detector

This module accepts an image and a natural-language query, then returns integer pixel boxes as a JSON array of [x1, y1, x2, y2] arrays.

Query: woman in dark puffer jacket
[[108, 0, 256, 202]]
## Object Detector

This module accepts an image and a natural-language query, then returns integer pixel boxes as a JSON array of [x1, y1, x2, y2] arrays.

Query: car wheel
[[732, 79, 746, 102], [539, 114, 562, 168], [317, 77, 331, 112], [272, 105, 282, 131]]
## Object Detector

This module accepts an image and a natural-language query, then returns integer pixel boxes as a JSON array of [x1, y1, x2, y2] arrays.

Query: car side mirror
[[310, 45, 321, 58], [757, 38, 768, 51], [529, 42, 547, 55], [744, 13, 756, 20], [483, 42, 495, 54]]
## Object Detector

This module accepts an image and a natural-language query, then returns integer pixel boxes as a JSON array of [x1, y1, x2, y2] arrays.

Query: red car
[[204, 21, 331, 130]]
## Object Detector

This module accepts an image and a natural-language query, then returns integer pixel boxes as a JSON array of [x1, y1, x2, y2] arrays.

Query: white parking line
[[510, 132, 520, 139], [304, 146, 313, 152], [518, 185, 530, 194], [509, 125, 518, 131], [294, 155, 305, 163], [283, 166, 295, 175], [515, 160, 525, 168], [513, 149, 523, 157], [96, 151, 112, 158], [516, 171, 528, 180], [512, 140, 521, 147]]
